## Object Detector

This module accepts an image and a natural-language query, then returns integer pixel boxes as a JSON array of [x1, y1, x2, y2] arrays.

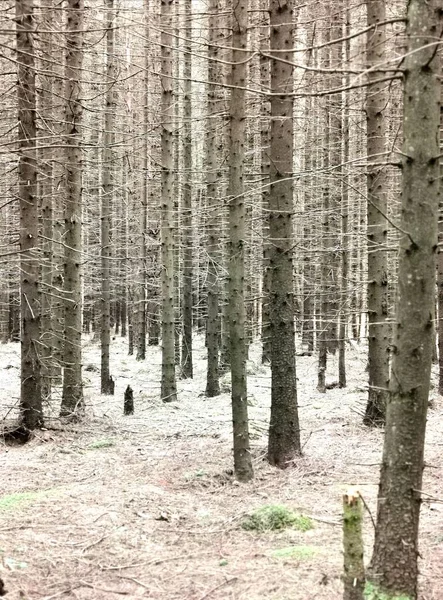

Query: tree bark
[[17, 0, 43, 430], [205, 0, 223, 397], [100, 0, 116, 394], [227, 0, 253, 482], [267, 0, 301, 467], [60, 0, 84, 418], [363, 0, 390, 426], [160, 0, 178, 403], [180, 0, 193, 379], [368, 2, 441, 596]]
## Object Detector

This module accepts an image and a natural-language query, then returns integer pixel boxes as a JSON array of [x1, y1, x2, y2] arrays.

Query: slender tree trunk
[[367, 2, 441, 597], [160, 0, 177, 403], [363, 0, 390, 426], [338, 4, 350, 389], [205, 0, 222, 397], [227, 0, 253, 482], [38, 0, 55, 402], [136, 0, 150, 362], [60, 0, 84, 418], [100, 0, 115, 394], [267, 0, 301, 467], [180, 0, 193, 379], [17, 0, 43, 430], [260, 1, 271, 364]]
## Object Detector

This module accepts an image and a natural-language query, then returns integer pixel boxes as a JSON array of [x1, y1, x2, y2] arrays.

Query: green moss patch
[[364, 582, 412, 600], [241, 505, 313, 533], [0, 489, 55, 512], [268, 545, 317, 560], [88, 439, 115, 449]]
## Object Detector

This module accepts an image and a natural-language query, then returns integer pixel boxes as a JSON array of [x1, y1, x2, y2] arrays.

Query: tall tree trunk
[[136, 0, 150, 362], [38, 0, 55, 402], [101, 0, 115, 394], [180, 0, 193, 379], [60, 0, 84, 418], [367, 2, 441, 597], [267, 0, 301, 467], [160, 0, 177, 403], [205, 0, 222, 397], [260, 0, 271, 364], [17, 0, 43, 430], [363, 0, 390, 426], [227, 0, 253, 482]]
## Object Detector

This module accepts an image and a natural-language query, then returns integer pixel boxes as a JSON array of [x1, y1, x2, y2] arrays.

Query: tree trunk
[[160, 0, 177, 403], [227, 0, 253, 482], [60, 0, 84, 418], [205, 0, 223, 397], [267, 0, 301, 467], [363, 0, 390, 426], [367, 2, 441, 597], [100, 0, 115, 395], [17, 0, 43, 430], [180, 0, 193, 379]]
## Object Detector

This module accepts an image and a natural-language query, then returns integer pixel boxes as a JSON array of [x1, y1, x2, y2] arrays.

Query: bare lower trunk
[[160, 0, 177, 402], [60, 0, 84, 418], [267, 0, 300, 467], [367, 2, 441, 597], [17, 0, 43, 430], [227, 0, 253, 482]]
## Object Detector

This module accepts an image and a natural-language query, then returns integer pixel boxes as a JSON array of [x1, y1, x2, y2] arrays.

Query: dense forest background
[[0, 0, 442, 599]]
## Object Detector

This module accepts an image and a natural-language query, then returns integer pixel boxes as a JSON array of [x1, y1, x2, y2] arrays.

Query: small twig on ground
[[81, 529, 120, 554], [117, 575, 150, 590], [197, 577, 238, 600], [79, 580, 129, 595]]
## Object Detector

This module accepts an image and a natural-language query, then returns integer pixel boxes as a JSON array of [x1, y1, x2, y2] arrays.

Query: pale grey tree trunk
[[363, 0, 390, 426], [205, 0, 223, 397], [368, 2, 441, 596], [38, 0, 55, 402], [160, 0, 177, 402], [17, 0, 43, 430], [136, 0, 150, 362], [267, 0, 300, 467], [180, 0, 193, 379], [100, 0, 116, 394], [60, 0, 84, 418], [227, 0, 253, 482], [260, 0, 271, 364]]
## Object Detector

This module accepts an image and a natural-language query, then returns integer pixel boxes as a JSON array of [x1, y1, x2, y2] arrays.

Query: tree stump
[[124, 385, 134, 415], [343, 487, 365, 600]]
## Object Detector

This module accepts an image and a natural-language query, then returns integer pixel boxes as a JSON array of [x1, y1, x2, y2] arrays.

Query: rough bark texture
[[38, 0, 55, 402], [180, 0, 193, 379], [342, 489, 365, 600], [368, 2, 441, 597], [267, 0, 301, 467], [60, 0, 84, 418], [17, 0, 43, 430], [160, 0, 177, 403], [227, 0, 253, 482], [100, 0, 115, 395], [136, 0, 150, 362], [339, 8, 351, 390], [260, 1, 271, 365], [363, 0, 390, 426], [205, 0, 222, 398]]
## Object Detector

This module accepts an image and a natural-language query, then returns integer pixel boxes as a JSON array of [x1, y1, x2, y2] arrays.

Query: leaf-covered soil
[[1, 336, 442, 599]]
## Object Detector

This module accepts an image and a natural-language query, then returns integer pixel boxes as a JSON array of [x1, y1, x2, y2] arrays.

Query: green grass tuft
[[88, 439, 115, 449], [364, 582, 412, 600], [241, 505, 313, 533], [268, 545, 317, 560]]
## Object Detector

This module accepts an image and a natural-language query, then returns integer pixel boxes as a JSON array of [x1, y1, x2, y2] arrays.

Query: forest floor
[[1, 335, 443, 600]]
